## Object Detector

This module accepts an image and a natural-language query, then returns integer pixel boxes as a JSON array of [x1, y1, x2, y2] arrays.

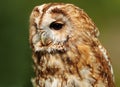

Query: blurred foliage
[[0, 0, 120, 87]]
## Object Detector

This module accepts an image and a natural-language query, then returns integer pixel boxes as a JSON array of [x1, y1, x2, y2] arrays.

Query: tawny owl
[[29, 3, 115, 87]]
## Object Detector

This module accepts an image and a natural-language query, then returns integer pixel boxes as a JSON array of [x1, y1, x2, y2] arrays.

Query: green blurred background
[[0, 0, 120, 87]]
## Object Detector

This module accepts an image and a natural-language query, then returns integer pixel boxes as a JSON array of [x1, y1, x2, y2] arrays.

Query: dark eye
[[49, 22, 64, 30]]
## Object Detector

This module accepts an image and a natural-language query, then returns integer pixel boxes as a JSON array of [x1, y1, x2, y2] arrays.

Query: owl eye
[[49, 21, 64, 30]]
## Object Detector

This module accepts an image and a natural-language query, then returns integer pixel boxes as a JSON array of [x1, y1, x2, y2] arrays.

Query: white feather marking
[[38, 4, 46, 14], [51, 78, 58, 87], [45, 78, 59, 87], [79, 67, 96, 84], [98, 45, 114, 75], [80, 67, 91, 78], [66, 75, 93, 87], [98, 45, 108, 61], [40, 12, 55, 30], [45, 78, 52, 87]]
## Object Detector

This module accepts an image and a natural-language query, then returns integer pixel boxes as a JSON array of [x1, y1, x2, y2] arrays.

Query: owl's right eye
[[49, 21, 64, 30]]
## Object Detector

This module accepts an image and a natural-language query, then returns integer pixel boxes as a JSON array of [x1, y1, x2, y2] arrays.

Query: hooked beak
[[40, 31, 52, 46]]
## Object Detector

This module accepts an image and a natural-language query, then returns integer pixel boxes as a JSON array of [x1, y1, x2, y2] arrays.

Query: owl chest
[[34, 53, 104, 87]]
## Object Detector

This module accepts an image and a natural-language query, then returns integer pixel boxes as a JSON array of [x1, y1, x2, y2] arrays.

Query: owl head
[[29, 3, 99, 53]]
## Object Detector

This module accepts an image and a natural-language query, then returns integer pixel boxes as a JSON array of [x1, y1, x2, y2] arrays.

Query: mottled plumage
[[29, 3, 115, 87]]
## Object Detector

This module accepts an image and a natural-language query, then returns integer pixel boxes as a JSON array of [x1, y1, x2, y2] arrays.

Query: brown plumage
[[29, 3, 115, 87]]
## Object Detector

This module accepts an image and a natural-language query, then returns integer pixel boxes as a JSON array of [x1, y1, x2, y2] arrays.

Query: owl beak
[[41, 32, 47, 45], [40, 32, 52, 46]]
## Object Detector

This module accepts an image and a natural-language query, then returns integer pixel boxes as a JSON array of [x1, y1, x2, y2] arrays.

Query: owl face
[[29, 3, 98, 53]]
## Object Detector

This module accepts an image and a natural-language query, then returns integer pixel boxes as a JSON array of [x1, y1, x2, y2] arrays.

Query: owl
[[29, 3, 115, 87]]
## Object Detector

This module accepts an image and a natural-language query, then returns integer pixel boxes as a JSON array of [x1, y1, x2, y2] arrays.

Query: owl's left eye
[[49, 22, 64, 30]]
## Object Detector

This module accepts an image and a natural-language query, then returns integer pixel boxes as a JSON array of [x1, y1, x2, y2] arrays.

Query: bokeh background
[[0, 0, 120, 87]]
